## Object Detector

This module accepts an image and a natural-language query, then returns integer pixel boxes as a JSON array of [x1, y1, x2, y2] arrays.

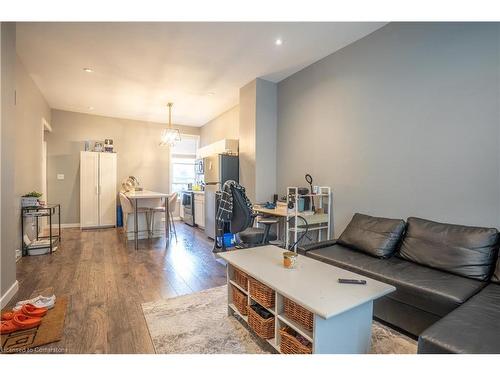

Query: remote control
[[338, 278, 367, 285]]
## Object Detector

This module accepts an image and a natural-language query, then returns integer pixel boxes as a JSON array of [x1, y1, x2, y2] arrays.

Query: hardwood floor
[[11, 222, 226, 353]]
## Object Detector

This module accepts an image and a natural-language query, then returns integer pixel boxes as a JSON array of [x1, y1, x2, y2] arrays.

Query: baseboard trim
[[0, 280, 19, 309], [51, 223, 80, 229]]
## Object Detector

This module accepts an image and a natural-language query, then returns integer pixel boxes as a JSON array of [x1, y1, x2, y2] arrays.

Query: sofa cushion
[[399, 217, 499, 281], [306, 244, 486, 317], [418, 283, 500, 353], [492, 255, 500, 284], [337, 213, 406, 258]]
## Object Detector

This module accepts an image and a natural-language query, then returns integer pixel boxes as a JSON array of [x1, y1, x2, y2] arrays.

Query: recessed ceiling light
[[88, 106, 94, 110], [83, 68, 93, 73], [275, 38, 283, 46], [207, 91, 216, 96]]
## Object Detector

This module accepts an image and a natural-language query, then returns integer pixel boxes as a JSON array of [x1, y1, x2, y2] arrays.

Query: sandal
[[0, 314, 41, 334], [1, 303, 48, 320], [21, 303, 48, 317], [0, 320, 18, 334], [1, 311, 16, 320], [13, 295, 56, 311]]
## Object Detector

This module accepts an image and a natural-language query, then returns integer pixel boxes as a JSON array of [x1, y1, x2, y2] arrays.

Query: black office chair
[[229, 185, 278, 245], [214, 185, 278, 252]]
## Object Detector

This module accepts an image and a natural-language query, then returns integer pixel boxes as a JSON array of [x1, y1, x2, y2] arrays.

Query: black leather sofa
[[418, 259, 500, 353], [299, 214, 500, 354]]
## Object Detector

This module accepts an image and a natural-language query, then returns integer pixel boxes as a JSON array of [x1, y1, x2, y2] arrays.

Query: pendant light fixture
[[160, 102, 181, 147]]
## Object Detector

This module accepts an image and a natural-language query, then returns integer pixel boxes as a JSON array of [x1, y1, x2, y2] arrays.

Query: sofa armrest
[[298, 240, 337, 255]]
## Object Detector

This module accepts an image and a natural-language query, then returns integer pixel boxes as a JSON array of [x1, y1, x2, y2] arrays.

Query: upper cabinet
[[196, 139, 239, 159]]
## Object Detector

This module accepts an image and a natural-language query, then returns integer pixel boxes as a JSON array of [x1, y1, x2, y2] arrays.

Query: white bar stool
[[150, 192, 178, 242]]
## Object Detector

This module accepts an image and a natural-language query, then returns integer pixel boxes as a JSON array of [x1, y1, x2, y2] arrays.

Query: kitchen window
[[170, 135, 199, 194]]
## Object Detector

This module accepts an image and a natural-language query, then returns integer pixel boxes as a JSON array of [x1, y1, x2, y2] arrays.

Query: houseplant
[[21, 191, 43, 207]]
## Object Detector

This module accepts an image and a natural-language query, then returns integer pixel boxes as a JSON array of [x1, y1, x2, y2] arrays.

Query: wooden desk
[[125, 190, 171, 250], [253, 205, 291, 217], [253, 205, 291, 247], [254, 205, 331, 249]]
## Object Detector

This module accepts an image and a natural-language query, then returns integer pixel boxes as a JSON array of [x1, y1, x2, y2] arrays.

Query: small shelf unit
[[286, 186, 332, 251], [21, 204, 61, 256], [227, 264, 314, 354]]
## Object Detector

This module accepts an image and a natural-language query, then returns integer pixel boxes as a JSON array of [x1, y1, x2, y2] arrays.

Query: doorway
[[40, 118, 51, 233]]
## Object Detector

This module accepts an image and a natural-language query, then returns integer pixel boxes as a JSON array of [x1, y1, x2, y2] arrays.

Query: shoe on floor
[[2, 303, 48, 320], [21, 303, 48, 317], [13, 295, 56, 311], [0, 314, 42, 334], [1, 320, 18, 334]]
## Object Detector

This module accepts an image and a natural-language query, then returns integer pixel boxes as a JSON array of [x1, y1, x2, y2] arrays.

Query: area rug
[[142, 286, 417, 354], [1, 296, 68, 354]]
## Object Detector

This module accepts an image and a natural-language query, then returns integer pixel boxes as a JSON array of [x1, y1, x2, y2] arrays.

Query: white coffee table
[[219, 245, 396, 354]]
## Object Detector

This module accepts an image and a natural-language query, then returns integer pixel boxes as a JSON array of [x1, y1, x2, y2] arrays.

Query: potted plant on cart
[[21, 191, 43, 208]]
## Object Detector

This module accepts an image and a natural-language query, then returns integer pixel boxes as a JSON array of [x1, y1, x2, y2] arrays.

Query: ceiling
[[17, 22, 386, 126]]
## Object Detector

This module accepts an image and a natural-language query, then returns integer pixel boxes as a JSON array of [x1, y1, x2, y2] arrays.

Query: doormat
[[1, 296, 68, 354]]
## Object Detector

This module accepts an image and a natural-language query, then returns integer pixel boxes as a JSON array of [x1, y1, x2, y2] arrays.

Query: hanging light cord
[[167, 102, 173, 129]]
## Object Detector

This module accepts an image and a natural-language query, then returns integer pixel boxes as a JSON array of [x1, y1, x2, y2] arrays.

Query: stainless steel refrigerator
[[204, 154, 239, 239]]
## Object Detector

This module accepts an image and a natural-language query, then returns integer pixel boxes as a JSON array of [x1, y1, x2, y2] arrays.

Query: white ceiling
[[16, 22, 386, 126]]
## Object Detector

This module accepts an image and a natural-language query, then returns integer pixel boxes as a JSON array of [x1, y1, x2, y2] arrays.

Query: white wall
[[15, 56, 51, 199], [277, 22, 500, 234], [47, 110, 200, 224], [15, 56, 52, 246], [1, 24, 52, 304], [239, 80, 257, 200], [200, 105, 239, 147]]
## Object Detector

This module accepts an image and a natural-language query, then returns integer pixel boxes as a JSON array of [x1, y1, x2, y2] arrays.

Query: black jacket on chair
[[214, 182, 277, 251]]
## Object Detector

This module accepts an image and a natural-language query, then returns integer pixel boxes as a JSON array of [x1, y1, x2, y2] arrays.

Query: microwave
[[195, 159, 204, 174]]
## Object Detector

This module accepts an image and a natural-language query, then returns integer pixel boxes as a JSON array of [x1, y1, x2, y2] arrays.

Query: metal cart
[[21, 204, 61, 256]]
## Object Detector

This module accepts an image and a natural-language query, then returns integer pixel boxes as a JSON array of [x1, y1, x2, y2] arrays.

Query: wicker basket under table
[[247, 306, 275, 339], [248, 278, 275, 309], [233, 267, 249, 291], [284, 297, 314, 332], [231, 284, 248, 316], [279, 326, 312, 354]]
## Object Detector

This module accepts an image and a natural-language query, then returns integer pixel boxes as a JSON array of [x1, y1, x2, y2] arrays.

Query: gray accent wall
[[239, 80, 257, 200], [277, 23, 500, 235], [1, 22, 17, 298], [47, 110, 200, 224], [239, 78, 277, 202], [255, 79, 277, 203]]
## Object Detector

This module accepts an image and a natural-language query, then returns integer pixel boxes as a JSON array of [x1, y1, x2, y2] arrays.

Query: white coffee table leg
[[226, 266, 232, 316], [313, 301, 373, 354]]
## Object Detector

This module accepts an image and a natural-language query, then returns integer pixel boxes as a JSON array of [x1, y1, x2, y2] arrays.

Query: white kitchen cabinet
[[196, 139, 239, 159], [80, 151, 117, 228], [194, 193, 205, 228]]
